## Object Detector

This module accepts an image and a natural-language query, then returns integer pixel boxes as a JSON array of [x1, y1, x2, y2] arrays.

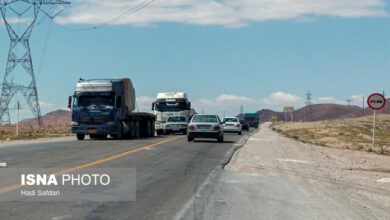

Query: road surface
[[0, 131, 251, 220]]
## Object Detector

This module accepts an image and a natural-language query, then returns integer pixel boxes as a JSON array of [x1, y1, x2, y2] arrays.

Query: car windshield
[[223, 118, 238, 123], [192, 115, 218, 123], [167, 116, 186, 122], [155, 101, 188, 112], [73, 96, 114, 109]]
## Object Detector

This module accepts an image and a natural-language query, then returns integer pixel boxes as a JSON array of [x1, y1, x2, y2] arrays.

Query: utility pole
[[383, 90, 386, 114], [0, 0, 70, 125], [362, 96, 365, 116], [223, 110, 226, 118], [15, 100, 20, 136], [346, 99, 352, 118], [304, 91, 312, 121], [240, 105, 244, 119]]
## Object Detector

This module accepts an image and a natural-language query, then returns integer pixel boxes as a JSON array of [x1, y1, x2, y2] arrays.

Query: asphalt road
[[0, 131, 252, 220]]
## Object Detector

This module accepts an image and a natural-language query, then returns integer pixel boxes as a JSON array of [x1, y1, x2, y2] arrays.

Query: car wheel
[[156, 130, 164, 136], [77, 134, 85, 140], [238, 131, 242, 135], [187, 136, 193, 142], [218, 136, 224, 143]]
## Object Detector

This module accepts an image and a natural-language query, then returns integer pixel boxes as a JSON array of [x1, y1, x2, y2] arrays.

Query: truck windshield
[[73, 96, 114, 110], [155, 101, 188, 112]]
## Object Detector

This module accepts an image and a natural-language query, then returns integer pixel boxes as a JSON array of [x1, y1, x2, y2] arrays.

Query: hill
[[257, 98, 390, 122], [19, 110, 71, 126]]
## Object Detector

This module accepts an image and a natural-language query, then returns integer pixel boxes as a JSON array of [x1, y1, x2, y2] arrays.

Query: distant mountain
[[19, 110, 71, 126], [257, 98, 390, 122]]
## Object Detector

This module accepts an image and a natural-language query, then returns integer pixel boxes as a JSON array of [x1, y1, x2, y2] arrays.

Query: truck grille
[[78, 115, 108, 123]]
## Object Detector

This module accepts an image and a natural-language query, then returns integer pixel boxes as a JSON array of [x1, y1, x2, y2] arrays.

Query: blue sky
[[0, 0, 390, 121]]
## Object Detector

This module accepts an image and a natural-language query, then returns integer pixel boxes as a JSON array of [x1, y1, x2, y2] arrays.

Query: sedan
[[222, 117, 242, 135], [187, 114, 224, 142], [164, 116, 188, 135]]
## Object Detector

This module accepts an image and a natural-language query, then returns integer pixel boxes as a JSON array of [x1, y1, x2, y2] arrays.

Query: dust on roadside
[[272, 114, 390, 155], [0, 124, 72, 142]]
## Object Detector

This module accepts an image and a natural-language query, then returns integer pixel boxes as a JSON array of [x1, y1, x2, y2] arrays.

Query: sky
[[0, 0, 390, 121]]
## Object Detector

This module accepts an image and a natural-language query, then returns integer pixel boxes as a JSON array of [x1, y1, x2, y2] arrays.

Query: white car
[[187, 114, 224, 142], [222, 117, 242, 135]]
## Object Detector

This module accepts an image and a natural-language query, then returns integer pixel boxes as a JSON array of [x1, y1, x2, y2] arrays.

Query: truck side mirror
[[116, 96, 122, 108], [68, 96, 72, 109], [188, 102, 191, 110], [152, 102, 155, 111]]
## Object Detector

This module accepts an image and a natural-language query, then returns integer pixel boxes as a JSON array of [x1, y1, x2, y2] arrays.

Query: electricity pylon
[[0, 0, 69, 125]]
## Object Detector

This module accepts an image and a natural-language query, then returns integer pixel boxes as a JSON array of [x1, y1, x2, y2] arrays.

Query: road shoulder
[[181, 123, 390, 219]]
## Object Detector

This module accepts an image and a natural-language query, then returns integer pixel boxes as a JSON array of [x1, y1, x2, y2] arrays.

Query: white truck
[[152, 92, 193, 135]]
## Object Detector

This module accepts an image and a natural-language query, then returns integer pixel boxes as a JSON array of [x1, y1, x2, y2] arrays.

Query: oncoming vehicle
[[69, 78, 156, 140], [222, 117, 242, 135], [152, 92, 192, 135], [164, 116, 188, 135], [187, 114, 224, 142]]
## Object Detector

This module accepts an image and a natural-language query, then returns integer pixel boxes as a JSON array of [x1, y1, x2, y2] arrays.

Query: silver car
[[222, 117, 242, 135], [164, 116, 188, 135], [187, 114, 224, 142]]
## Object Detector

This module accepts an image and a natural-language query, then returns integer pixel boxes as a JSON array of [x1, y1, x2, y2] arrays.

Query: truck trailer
[[243, 113, 260, 129], [69, 78, 156, 140]]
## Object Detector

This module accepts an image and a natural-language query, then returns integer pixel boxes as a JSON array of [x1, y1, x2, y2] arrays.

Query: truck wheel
[[113, 123, 123, 140], [77, 134, 85, 140], [135, 121, 141, 138], [146, 120, 152, 137], [130, 121, 135, 139], [151, 121, 155, 137]]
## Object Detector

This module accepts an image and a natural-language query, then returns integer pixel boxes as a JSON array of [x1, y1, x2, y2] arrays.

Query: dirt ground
[[0, 125, 71, 141], [272, 114, 390, 155], [226, 123, 390, 219]]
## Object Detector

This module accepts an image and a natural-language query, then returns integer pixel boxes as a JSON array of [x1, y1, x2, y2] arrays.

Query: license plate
[[88, 130, 98, 134]]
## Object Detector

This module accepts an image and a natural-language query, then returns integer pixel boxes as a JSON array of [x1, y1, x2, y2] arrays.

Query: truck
[[68, 78, 156, 140], [243, 113, 260, 129], [152, 92, 193, 135]]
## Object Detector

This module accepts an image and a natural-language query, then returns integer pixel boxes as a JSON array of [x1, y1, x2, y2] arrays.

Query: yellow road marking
[[0, 135, 184, 195]]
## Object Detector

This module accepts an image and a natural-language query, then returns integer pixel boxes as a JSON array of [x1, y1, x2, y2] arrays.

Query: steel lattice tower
[[0, 0, 69, 125]]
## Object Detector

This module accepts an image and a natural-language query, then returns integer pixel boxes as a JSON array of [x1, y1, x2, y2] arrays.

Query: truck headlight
[[106, 121, 115, 126], [71, 121, 78, 126]]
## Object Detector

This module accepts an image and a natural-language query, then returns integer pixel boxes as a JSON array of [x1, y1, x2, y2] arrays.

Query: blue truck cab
[[69, 78, 156, 140]]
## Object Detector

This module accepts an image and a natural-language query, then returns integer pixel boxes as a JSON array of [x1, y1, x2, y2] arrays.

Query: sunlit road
[[0, 131, 252, 220]]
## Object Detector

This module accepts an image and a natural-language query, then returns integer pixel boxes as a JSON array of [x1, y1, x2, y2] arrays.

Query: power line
[[0, 0, 69, 125], [53, 0, 155, 32]]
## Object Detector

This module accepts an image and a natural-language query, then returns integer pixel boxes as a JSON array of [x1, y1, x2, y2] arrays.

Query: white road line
[[376, 178, 390, 183], [276, 159, 313, 164]]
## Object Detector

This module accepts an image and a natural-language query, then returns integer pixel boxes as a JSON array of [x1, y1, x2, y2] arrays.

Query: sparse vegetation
[[0, 125, 71, 141], [272, 114, 390, 155]]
